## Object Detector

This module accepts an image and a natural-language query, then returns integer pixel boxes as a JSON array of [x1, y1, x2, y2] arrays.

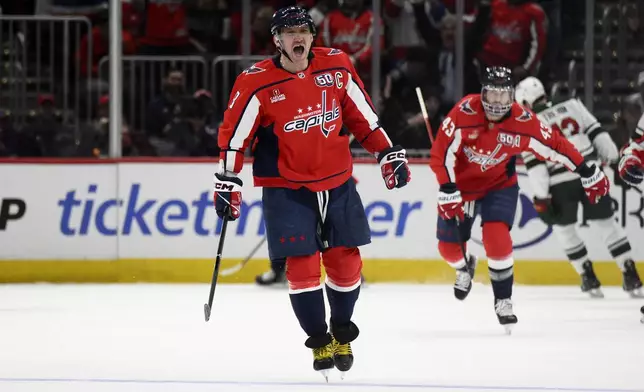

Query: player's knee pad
[[552, 223, 585, 250], [322, 246, 362, 291], [438, 241, 467, 268], [286, 253, 322, 293], [482, 222, 513, 270]]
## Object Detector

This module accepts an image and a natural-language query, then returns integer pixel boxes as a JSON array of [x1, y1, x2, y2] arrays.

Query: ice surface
[[0, 283, 642, 392]]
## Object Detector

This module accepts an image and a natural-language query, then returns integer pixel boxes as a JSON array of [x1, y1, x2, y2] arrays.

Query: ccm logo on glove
[[378, 145, 411, 190]]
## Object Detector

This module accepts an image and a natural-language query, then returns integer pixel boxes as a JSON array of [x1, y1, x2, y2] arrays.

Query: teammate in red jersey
[[429, 67, 609, 333], [214, 6, 411, 379], [618, 112, 644, 187]]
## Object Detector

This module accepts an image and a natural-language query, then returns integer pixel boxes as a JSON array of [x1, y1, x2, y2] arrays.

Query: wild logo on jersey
[[463, 144, 508, 171], [283, 90, 340, 137]]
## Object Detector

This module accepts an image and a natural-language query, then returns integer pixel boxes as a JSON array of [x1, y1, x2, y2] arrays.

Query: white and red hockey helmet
[[515, 76, 546, 108]]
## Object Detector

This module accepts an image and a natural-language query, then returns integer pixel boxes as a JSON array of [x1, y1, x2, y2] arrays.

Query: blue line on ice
[[0, 378, 641, 392]]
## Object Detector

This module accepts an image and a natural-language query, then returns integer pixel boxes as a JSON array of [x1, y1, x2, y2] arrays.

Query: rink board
[[1, 160, 643, 284]]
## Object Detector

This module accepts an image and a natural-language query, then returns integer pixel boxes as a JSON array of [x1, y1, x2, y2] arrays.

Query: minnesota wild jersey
[[522, 97, 618, 197]]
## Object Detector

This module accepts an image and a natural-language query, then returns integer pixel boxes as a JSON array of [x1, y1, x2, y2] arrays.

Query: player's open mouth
[[293, 45, 305, 56]]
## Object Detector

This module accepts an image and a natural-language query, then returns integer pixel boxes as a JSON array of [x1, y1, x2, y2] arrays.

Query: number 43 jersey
[[217, 47, 392, 192], [429, 94, 586, 202], [522, 97, 617, 189]]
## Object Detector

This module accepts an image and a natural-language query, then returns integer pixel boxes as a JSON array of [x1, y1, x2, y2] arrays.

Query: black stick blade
[[204, 303, 212, 322]]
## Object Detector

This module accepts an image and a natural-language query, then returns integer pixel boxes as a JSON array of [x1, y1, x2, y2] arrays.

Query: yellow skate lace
[[312, 344, 333, 361], [333, 339, 352, 356]]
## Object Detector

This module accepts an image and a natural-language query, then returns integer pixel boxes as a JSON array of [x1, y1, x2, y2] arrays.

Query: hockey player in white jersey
[[516, 76, 643, 298]]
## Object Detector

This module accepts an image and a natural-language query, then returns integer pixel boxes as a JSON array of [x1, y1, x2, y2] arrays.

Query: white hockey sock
[[552, 224, 589, 275], [591, 218, 632, 271]]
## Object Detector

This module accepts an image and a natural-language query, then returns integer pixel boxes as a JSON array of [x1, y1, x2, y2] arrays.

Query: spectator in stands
[[22, 94, 77, 157], [0, 110, 43, 157], [78, 95, 155, 157], [0, 110, 17, 157], [152, 96, 202, 156], [477, 0, 547, 82], [145, 68, 186, 138], [411, 0, 491, 105], [249, 5, 277, 55], [384, 0, 442, 62], [440, 0, 479, 23], [76, 12, 137, 78], [317, 0, 383, 78], [134, 0, 193, 55]]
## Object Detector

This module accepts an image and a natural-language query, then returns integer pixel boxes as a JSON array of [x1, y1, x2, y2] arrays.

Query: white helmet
[[515, 76, 546, 108]]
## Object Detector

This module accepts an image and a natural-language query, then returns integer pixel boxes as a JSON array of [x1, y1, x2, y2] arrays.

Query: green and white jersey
[[522, 97, 618, 198]]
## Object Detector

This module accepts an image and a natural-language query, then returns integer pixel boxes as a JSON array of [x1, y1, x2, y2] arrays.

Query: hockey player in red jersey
[[214, 6, 410, 379], [429, 67, 610, 333], [618, 112, 644, 187]]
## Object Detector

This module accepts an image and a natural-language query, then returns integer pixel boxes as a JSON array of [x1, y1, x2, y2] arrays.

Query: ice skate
[[580, 261, 604, 298], [495, 298, 518, 335], [454, 255, 477, 300], [305, 334, 334, 381], [254, 268, 286, 287], [330, 321, 359, 378], [622, 259, 643, 298], [332, 338, 353, 379]]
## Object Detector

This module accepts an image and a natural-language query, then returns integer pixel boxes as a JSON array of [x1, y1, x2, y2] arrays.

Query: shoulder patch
[[328, 48, 343, 56], [459, 98, 477, 115], [515, 108, 533, 122], [243, 64, 266, 75]]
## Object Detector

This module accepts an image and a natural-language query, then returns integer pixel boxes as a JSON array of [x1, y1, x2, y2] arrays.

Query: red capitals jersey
[[478, 0, 546, 73], [218, 47, 393, 192], [140, 0, 189, 47], [429, 95, 585, 201], [317, 10, 384, 68]]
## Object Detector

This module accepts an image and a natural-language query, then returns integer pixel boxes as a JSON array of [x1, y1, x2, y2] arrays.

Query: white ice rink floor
[[0, 283, 642, 392]]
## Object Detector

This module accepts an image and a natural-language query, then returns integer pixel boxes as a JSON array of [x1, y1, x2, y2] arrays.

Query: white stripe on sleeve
[[445, 129, 462, 182], [346, 73, 380, 130], [528, 137, 576, 171], [228, 95, 260, 150]]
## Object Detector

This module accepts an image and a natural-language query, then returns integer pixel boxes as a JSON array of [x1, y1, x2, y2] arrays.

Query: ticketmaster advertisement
[[0, 162, 642, 282]]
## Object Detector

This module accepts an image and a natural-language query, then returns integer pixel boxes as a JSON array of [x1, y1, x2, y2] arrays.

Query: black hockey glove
[[377, 145, 411, 190], [212, 173, 243, 221], [532, 197, 559, 226]]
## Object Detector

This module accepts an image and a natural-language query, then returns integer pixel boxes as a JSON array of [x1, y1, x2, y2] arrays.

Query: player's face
[[482, 86, 513, 120], [276, 25, 313, 63]]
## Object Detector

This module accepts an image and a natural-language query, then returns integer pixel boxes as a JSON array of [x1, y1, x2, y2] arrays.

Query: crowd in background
[[0, 0, 642, 158]]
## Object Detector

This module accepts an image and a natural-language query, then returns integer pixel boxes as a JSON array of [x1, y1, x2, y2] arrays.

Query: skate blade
[[318, 369, 331, 382], [503, 324, 515, 335], [627, 288, 643, 298], [340, 371, 348, 380], [587, 288, 604, 298]]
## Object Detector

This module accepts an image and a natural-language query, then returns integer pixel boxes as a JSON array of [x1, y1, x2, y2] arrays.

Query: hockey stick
[[204, 215, 230, 322], [219, 236, 267, 277], [415, 87, 468, 261], [415, 87, 435, 145]]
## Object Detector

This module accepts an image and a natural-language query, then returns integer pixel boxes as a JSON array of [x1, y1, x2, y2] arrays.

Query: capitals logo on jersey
[[283, 90, 341, 137], [463, 144, 508, 171], [459, 98, 477, 115], [515, 108, 532, 122], [243, 64, 265, 75]]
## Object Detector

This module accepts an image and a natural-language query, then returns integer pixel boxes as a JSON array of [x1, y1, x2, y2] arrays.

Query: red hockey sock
[[438, 241, 467, 269]]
